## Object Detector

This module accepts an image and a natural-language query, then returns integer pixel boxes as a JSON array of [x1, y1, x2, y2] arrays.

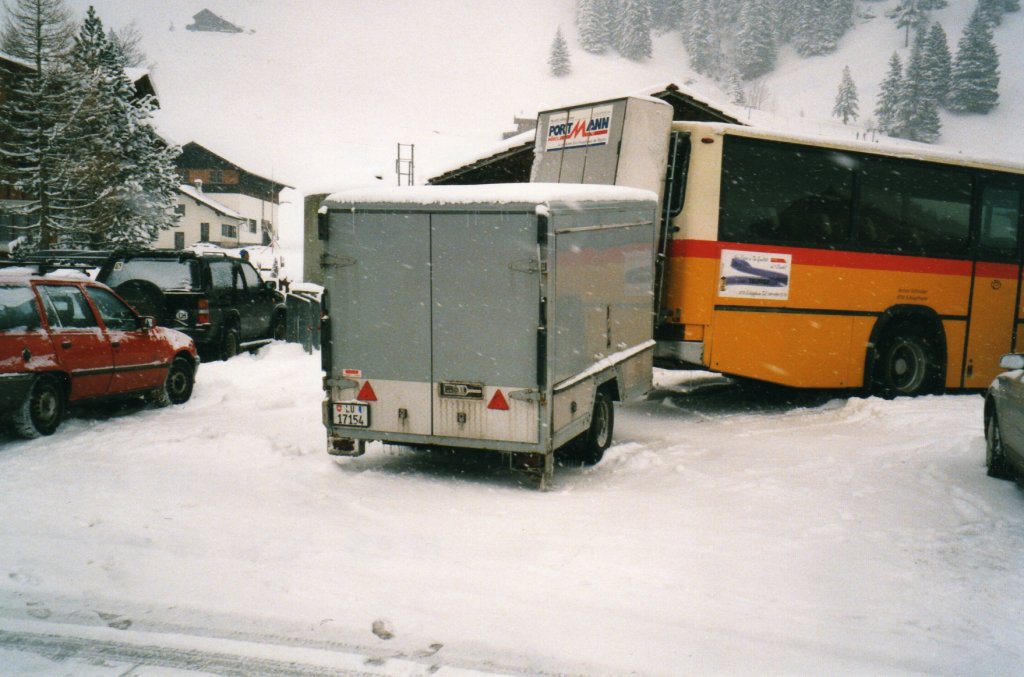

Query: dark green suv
[[97, 250, 286, 360]]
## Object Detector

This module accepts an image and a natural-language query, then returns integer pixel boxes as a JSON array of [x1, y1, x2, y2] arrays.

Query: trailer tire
[[557, 388, 614, 467]]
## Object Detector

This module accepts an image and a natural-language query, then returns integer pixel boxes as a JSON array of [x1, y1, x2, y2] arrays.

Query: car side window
[[241, 262, 262, 292], [84, 286, 140, 331], [0, 285, 41, 332], [38, 285, 99, 330]]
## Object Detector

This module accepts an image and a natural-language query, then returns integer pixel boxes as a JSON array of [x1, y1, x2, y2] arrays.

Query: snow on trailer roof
[[322, 183, 658, 211]]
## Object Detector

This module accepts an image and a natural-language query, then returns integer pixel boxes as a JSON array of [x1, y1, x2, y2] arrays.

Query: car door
[[238, 261, 273, 340], [84, 285, 169, 394], [36, 283, 113, 400]]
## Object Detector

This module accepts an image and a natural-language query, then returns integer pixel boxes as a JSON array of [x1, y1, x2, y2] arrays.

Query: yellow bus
[[654, 121, 1024, 396]]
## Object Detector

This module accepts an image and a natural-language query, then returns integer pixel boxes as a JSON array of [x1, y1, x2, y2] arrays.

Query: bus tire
[[872, 321, 941, 398], [557, 388, 614, 467]]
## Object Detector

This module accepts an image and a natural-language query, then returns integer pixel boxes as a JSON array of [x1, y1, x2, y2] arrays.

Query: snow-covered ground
[[2, 344, 1022, 675]]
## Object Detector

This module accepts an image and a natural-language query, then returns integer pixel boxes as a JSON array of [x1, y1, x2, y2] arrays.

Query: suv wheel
[[221, 327, 240, 360], [13, 375, 64, 438]]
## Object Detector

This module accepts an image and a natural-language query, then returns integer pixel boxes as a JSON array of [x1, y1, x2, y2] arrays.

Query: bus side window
[[978, 186, 1021, 259]]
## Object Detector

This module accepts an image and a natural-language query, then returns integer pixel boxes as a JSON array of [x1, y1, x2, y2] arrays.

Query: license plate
[[333, 402, 369, 428]]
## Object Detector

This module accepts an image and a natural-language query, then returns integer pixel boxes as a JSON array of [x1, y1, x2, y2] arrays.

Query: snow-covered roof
[[323, 183, 657, 208], [178, 184, 243, 220], [0, 50, 33, 70]]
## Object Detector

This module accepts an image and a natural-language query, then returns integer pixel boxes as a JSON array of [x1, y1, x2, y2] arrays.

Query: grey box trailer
[[318, 183, 658, 485]]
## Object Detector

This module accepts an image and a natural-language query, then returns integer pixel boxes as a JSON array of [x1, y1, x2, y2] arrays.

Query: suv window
[[0, 285, 41, 331], [105, 258, 200, 291], [209, 259, 238, 291], [85, 286, 140, 331], [241, 262, 262, 291], [38, 285, 99, 329]]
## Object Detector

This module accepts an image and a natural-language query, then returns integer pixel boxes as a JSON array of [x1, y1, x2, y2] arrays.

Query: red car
[[1, 270, 199, 438]]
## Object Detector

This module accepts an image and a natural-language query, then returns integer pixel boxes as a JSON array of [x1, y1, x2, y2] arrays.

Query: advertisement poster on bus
[[718, 249, 791, 300], [544, 104, 613, 151]]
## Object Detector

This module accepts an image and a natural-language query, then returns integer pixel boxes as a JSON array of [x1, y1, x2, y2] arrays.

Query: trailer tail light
[[197, 299, 211, 325], [356, 381, 377, 402], [487, 390, 509, 411]]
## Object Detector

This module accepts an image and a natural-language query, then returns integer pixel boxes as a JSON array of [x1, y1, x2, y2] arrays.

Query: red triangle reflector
[[356, 381, 377, 402], [487, 390, 509, 411]]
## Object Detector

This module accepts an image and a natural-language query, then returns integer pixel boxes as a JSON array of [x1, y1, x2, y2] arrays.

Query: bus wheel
[[872, 322, 939, 398]]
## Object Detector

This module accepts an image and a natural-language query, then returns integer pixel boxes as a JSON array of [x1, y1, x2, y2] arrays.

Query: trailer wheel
[[557, 389, 614, 467]]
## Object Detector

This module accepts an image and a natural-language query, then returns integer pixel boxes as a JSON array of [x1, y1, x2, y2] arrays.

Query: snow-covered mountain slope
[[49, 1, 1024, 259]]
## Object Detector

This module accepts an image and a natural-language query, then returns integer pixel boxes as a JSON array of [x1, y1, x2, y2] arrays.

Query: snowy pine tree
[[0, 0, 75, 251], [617, 0, 653, 61], [57, 7, 179, 248], [576, 0, 614, 54], [832, 65, 859, 124], [922, 23, 952, 106], [682, 0, 722, 77], [548, 27, 572, 77], [895, 29, 941, 142], [792, 0, 852, 57], [948, 2, 1000, 114], [875, 52, 904, 134], [734, 0, 777, 80], [886, 0, 948, 48]]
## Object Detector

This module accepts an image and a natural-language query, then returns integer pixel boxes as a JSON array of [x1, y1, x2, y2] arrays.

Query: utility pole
[[396, 143, 414, 186]]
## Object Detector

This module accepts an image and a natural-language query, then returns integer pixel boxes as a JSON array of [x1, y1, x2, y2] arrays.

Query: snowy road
[[1, 343, 1023, 675]]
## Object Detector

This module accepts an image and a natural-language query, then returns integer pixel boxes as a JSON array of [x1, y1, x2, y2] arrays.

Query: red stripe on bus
[[669, 239, 976, 276], [975, 261, 1020, 278]]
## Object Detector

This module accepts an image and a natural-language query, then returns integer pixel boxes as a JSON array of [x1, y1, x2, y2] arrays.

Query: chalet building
[[172, 141, 291, 250], [303, 83, 745, 283], [153, 183, 246, 250], [0, 52, 34, 253], [186, 10, 243, 34], [427, 83, 742, 186]]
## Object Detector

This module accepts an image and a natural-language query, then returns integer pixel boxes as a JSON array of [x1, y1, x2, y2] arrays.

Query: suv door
[[84, 285, 168, 394], [36, 283, 114, 399], [238, 261, 274, 340]]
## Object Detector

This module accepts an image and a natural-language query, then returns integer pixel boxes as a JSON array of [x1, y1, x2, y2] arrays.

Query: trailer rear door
[[430, 211, 540, 443], [327, 207, 540, 446]]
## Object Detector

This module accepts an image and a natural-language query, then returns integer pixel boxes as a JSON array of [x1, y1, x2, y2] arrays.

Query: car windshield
[[0, 284, 41, 331], [104, 258, 200, 291]]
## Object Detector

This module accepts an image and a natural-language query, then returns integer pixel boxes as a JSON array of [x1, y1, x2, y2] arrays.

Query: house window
[[248, 218, 257, 234], [174, 232, 185, 249], [174, 203, 186, 216], [222, 223, 237, 238], [200, 222, 209, 242]]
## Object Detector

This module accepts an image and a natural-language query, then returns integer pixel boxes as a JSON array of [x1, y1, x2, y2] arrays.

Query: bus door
[[964, 182, 1023, 388]]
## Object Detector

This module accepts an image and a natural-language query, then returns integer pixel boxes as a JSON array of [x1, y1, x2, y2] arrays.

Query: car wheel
[[220, 326, 240, 360], [556, 388, 614, 467], [986, 410, 1015, 481], [872, 322, 940, 398], [151, 357, 195, 407], [12, 375, 64, 438]]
